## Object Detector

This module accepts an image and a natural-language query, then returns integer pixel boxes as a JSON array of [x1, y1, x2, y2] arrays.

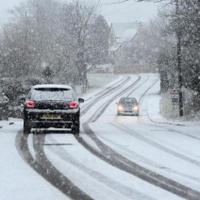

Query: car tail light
[[69, 101, 78, 109], [25, 100, 36, 108]]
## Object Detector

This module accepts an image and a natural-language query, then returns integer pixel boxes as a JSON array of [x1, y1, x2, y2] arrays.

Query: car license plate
[[41, 114, 61, 120]]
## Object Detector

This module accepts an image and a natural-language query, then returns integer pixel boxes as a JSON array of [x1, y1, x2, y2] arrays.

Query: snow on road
[[45, 134, 184, 200], [0, 120, 69, 200], [91, 73, 200, 193], [0, 73, 200, 200], [0, 74, 121, 200]]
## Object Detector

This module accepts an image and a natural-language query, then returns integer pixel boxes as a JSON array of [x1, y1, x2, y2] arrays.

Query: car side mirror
[[78, 98, 84, 103], [20, 97, 25, 101], [19, 96, 25, 104]]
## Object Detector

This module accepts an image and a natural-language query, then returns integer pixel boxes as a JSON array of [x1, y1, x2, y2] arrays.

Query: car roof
[[32, 84, 72, 90], [120, 97, 137, 100], [119, 97, 137, 102]]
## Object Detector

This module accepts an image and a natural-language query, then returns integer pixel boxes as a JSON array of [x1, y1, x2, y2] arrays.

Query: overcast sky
[[0, 0, 160, 24], [100, 0, 159, 24]]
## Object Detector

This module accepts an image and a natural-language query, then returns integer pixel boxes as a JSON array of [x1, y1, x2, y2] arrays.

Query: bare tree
[[63, 1, 98, 91], [0, 0, 111, 93]]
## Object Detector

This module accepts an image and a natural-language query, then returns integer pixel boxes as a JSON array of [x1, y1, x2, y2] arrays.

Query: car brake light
[[69, 101, 78, 109], [25, 100, 36, 108]]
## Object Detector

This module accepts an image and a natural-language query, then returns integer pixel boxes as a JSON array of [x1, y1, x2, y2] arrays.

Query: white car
[[117, 97, 139, 116]]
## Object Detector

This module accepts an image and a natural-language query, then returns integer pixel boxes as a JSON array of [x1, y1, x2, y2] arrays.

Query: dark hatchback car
[[23, 84, 84, 134], [117, 97, 139, 116]]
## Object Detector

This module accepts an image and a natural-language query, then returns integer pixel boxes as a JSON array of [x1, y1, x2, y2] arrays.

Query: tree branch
[[103, 0, 165, 5]]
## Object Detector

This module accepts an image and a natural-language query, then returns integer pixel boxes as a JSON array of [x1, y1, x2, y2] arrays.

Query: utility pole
[[176, 0, 184, 116]]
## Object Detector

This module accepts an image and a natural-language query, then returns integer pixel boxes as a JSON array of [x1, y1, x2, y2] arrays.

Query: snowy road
[[1, 74, 200, 200]]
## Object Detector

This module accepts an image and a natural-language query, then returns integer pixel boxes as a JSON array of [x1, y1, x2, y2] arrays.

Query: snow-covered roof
[[112, 22, 139, 43], [33, 84, 72, 90]]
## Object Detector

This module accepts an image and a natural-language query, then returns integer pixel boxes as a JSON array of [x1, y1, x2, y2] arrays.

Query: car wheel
[[23, 120, 31, 134], [72, 122, 80, 135]]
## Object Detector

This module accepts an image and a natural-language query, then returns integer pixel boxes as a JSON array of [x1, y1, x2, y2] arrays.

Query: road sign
[[170, 89, 179, 104]]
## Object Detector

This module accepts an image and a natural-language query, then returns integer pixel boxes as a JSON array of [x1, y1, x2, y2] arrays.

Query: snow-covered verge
[[160, 91, 179, 119], [74, 73, 120, 96], [143, 77, 200, 126], [160, 89, 200, 122], [87, 73, 119, 93]]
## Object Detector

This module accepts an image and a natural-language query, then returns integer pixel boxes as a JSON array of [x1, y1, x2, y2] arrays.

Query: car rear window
[[31, 88, 74, 101]]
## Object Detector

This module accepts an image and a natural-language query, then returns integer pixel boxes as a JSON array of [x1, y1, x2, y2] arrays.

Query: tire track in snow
[[32, 134, 94, 200], [95, 131, 200, 184], [148, 117, 200, 142], [15, 76, 132, 200], [76, 76, 200, 200], [16, 131, 93, 200], [78, 124, 200, 200], [112, 122, 200, 167], [81, 76, 131, 115], [137, 79, 200, 167], [88, 76, 144, 123], [110, 122, 200, 183], [45, 135, 156, 200]]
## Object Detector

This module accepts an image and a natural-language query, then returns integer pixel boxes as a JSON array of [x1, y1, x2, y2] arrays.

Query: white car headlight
[[118, 105, 124, 112], [133, 106, 139, 112]]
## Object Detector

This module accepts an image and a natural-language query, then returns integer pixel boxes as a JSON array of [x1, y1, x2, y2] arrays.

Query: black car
[[117, 97, 139, 116], [23, 84, 84, 134]]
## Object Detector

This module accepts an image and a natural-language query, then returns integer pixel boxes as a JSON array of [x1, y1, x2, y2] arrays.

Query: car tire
[[23, 120, 31, 134], [72, 122, 80, 135]]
